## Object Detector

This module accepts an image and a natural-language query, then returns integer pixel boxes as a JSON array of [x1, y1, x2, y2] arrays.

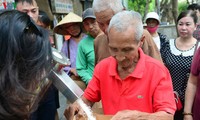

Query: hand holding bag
[[174, 91, 183, 111]]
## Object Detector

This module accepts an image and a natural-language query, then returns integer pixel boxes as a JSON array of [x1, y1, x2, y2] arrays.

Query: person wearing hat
[[145, 12, 168, 51], [76, 8, 102, 86], [76, 8, 103, 114], [54, 12, 87, 90]]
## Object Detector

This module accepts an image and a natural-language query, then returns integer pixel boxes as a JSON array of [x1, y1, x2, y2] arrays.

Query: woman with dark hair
[[31, 10, 60, 120], [0, 10, 53, 119], [160, 10, 200, 119], [37, 10, 51, 29]]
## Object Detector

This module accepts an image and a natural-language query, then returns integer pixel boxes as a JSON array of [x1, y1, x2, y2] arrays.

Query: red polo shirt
[[83, 48, 176, 115]]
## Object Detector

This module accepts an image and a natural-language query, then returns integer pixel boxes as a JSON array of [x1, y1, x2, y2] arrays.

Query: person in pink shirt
[[184, 48, 200, 120], [64, 11, 176, 120]]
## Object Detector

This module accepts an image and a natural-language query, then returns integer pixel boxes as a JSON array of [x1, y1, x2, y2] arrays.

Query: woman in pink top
[[184, 47, 200, 120]]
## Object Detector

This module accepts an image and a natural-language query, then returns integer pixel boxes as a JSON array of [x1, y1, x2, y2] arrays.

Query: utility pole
[[84, 0, 89, 9], [197, 0, 200, 4], [155, 0, 160, 16], [122, 0, 128, 9]]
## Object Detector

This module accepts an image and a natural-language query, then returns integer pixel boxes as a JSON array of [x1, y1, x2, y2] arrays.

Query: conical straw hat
[[54, 12, 82, 35]]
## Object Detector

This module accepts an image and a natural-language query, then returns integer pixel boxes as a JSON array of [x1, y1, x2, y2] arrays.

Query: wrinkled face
[[16, 0, 39, 23], [177, 16, 196, 38], [83, 18, 101, 38], [95, 9, 114, 34], [108, 27, 140, 70], [62, 23, 81, 37], [146, 18, 159, 27]]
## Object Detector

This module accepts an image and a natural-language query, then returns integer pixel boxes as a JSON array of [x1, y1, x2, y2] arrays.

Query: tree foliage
[[128, 0, 198, 24], [128, 0, 154, 20], [178, 1, 188, 14]]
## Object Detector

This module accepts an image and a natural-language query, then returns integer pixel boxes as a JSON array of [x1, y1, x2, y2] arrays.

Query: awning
[[36, 0, 54, 20]]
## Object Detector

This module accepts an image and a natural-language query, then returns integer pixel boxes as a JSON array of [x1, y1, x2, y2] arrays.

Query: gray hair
[[92, 0, 124, 14], [108, 10, 143, 42]]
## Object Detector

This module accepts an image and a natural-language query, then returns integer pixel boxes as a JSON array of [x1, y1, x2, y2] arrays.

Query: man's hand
[[64, 97, 94, 120], [70, 68, 78, 76], [64, 101, 84, 120]]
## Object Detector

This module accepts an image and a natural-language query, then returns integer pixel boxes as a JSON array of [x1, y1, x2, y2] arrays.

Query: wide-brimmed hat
[[82, 8, 96, 21], [54, 12, 82, 35], [145, 12, 160, 24]]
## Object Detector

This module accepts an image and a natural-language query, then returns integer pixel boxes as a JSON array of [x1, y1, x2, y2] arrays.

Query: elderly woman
[[54, 12, 87, 90]]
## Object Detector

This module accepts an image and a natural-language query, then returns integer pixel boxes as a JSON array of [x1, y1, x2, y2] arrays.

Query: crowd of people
[[0, 0, 200, 120]]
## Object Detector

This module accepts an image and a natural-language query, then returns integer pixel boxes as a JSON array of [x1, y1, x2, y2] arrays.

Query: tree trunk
[[171, 0, 178, 24], [171, 0, 178, 36], [160, 0, 174, 24], [197, 0, 200, 4], [144, 0, 150, 21], [155, 0, 160, 15]]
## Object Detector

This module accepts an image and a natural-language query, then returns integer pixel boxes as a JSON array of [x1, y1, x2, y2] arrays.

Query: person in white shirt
[[145, 12, 168, 51]]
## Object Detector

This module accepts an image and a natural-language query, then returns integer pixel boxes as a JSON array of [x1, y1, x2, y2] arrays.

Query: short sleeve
[[191, 47, 200, 76]]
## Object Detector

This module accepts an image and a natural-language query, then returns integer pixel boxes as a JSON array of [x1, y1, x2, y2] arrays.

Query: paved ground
[[57, 92, 68, 120]]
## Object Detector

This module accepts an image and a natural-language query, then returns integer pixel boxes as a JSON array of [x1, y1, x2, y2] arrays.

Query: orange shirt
[[84, 48, 176, 115]]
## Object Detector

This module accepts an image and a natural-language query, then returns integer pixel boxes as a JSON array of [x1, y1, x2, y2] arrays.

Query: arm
[[184, 73, 198, 120], [184, 47, 200, 120], [111, 110, 173, 120]]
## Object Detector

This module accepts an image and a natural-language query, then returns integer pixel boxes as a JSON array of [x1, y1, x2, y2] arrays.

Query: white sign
[[0, 0, 15, 10], [51, 0, 73, 14]]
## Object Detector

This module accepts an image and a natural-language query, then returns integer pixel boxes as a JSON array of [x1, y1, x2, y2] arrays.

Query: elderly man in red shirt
[[64, 10, 176, 120]]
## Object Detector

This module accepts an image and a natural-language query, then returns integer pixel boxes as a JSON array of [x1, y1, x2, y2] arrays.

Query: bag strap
[[67, 40, 71, 68], [193, 41, 199, 55], [67, 40, 70, 59]]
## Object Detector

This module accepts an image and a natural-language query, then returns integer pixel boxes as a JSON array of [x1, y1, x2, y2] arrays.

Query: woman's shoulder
[[160, 38, 173, 53], [158, 32, 167, 39], [158, 32, 170, 44]]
